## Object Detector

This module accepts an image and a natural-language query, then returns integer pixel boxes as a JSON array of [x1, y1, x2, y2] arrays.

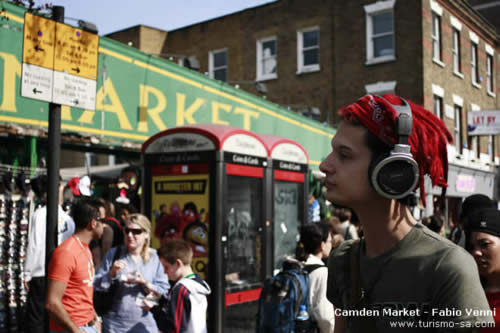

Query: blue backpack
[[256, 260, 321, 333]]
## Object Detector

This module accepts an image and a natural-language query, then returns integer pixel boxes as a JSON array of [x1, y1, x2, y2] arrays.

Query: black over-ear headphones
[[369, 96, 419, 199]]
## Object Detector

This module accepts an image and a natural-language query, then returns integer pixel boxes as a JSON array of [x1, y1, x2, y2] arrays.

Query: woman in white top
[[296, 222, 335, 333]]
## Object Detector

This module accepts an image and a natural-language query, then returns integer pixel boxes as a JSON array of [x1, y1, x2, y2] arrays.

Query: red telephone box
[[260, 134, 309, 275], [142, 124, 270, 333]]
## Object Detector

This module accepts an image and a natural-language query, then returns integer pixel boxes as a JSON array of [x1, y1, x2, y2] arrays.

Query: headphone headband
[[375, 95, 412, 145]]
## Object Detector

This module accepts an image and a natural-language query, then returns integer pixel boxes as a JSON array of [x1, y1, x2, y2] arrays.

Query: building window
[[488, 136, 495, 162], [364, 0, 395, 64], [297, 27, 319, 73], [487, 54, 494, 94], [452, 29, 461, 74], [468, 104, 480, 160], [454, 105, 462, 155], [256, 37, 277, 81], [432, 13, 442, 62], [471, 42, 479, 86], [433, 95, 443, 119], [209, 49, 227, 82]]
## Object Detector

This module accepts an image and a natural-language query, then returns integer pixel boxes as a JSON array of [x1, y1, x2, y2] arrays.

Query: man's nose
[[319, 154, 334, 174]]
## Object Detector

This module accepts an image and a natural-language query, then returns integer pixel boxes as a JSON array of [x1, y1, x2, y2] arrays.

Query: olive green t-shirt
[[327, 223, 494, 332]]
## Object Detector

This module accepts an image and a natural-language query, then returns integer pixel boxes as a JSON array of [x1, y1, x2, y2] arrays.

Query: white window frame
[[432, 12, 442, 63], [469, 31, 481, 88], [454, 104, 463, 155], [452, 28, 462, 76], [469, 103, 480, 159], [209, 48, 228, 82], [297, 26, 320, 74], [364, 80, 397, 95], [433, 95, 443, 119], [488, 135, 495, 162], [486, 44, 495, 96], [256, 36, 277, 81], [364, 0, 396, 65]]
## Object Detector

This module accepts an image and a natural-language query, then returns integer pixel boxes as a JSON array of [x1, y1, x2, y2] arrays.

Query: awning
[[60, 163, 129, 181]]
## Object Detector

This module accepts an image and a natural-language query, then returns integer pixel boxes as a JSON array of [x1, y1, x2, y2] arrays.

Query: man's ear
[[88, 218, 97, 230], [176, 258, 183, 269]]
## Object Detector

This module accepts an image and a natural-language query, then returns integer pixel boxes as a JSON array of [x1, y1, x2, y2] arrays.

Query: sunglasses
[[125, 227, 143, 235]]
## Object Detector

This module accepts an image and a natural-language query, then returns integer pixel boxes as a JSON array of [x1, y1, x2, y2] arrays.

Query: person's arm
[[101, 225, 113, 258], [151, 284, 191, 332], [93, 247, 120, 291], [310, 268, 335, 333], [45, 279, 80, 333], [24, 208, 44, 285], [137, 251, 170, 296]]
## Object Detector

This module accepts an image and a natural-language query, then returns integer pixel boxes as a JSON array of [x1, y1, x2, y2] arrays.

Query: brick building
[[107, 0, 499, 222]]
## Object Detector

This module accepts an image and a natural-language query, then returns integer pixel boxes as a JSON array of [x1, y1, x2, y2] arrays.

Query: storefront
[[425, 163, 497, 229]]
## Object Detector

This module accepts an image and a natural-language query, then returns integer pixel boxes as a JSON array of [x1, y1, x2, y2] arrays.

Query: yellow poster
[[151, 173, 210, 278]]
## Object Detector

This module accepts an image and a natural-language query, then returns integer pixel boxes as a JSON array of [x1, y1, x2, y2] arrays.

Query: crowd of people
[[22, 167, 211, 333], [20, 93, 500, 333]]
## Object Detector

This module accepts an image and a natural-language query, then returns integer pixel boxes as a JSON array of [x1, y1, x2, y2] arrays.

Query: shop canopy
[[0, 2, 335, 169]]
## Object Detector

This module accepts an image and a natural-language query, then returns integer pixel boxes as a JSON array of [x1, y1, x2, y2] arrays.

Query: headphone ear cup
[[368, 153, 388, 190], [370, 153, 419, 199]]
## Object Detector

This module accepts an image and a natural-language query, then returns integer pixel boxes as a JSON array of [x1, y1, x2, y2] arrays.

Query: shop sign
[[1, 3, 335, 168], [468, 110, 500, 136], [456, 174, 476, 193]]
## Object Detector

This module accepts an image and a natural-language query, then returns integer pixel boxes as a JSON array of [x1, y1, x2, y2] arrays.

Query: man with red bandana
[[321, 94, 493, 332]]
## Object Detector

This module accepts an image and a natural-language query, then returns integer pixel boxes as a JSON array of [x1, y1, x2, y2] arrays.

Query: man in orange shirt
[[46, 200, 105, 333]]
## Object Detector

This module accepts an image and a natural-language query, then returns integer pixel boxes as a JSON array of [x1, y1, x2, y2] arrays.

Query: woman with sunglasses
[[94, 213, 170, 333]]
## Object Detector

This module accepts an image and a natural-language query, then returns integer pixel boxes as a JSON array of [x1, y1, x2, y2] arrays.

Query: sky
[[36, 0, 277, 35]]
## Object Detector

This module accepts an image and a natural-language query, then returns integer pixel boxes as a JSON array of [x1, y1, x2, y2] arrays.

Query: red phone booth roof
[[142, 124, 268, 157], [258, 134, 309, 165]]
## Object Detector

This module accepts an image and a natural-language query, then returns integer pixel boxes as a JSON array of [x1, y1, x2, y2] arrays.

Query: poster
[[151, 173, 209, 278]]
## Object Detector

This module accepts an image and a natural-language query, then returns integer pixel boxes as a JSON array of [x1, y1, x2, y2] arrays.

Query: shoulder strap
[[106, 217, 123, 232], [349, 239, 362, 308], [304, 264, 324, 274], [281, 271, 304, 317]]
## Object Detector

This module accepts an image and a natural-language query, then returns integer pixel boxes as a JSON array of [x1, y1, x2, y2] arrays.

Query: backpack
[[256, 259, 322, 333]]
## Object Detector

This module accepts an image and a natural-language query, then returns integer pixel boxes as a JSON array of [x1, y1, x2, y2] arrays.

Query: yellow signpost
[[54, 22, 99, 80], [22, 12, 56, 69], [21, 12, 99, 110]]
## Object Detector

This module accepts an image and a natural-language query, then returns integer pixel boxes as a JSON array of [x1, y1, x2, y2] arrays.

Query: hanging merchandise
[[0, 194, 29, 333]]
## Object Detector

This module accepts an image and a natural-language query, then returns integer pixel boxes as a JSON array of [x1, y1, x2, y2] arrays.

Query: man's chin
[[326, 194, 348, 208]]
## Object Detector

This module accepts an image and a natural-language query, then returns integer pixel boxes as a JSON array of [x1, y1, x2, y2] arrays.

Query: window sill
[[487, 91, 496, 98], [472, 81, 481, 89], [432, 58, 445, 67], [296, 65, 320, 75], [453, 71, 464, 79], [365, 55, 396, 66], [256, 75, 277, 82]]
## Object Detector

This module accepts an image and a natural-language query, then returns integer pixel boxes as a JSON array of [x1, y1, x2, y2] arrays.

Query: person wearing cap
[[450, 194, 496, 248], [320, 94, 492, 332], [466, 208, 500, 332]]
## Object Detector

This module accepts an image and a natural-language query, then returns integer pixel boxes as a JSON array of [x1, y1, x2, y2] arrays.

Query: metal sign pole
[[45, 6, 64, 333]]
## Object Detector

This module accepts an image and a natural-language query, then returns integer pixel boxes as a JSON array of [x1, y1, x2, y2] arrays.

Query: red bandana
[[338, 94, 452, 206]]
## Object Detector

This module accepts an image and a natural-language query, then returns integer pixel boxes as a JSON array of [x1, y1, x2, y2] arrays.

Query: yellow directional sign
[[22, 12, 56, 69], [54, 22, 99, 80]]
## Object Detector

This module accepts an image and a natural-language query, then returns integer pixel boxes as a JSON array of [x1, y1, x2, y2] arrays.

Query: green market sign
[[0, 3, 335, 167]]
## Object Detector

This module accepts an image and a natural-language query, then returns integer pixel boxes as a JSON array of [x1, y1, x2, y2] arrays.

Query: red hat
[[338, 94, 453, 205], [67, 177, 80, 196]]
